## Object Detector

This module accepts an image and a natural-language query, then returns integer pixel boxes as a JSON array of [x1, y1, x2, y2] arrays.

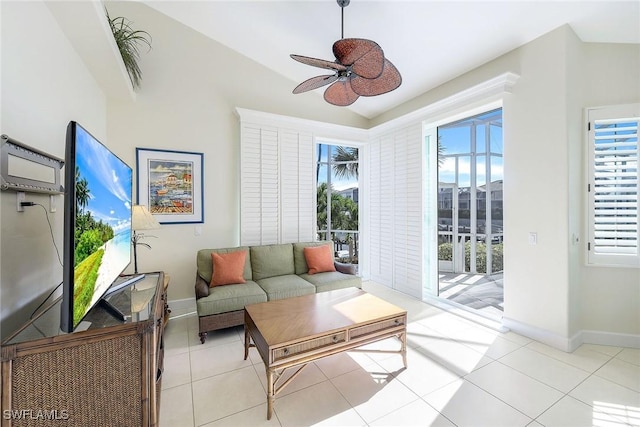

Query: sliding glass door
[[436, 108, 504, 318]]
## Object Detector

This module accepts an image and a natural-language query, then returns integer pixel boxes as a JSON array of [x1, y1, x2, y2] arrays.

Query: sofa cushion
[[197, 247, 252, 283], [256, 275, 315, 301], [300, 271, 362, 293], [304, 245, 337, 275], [293, 241, 333, 275], [196, 280, 266, 316], [250, 244, 294, 280], [211, 251, 247, 287]]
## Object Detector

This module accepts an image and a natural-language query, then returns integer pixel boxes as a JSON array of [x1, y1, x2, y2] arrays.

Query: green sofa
[[194, 241, 361, 343]]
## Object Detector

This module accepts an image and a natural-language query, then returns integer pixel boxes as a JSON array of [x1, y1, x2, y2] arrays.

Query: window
[[236, 108, 368, 248], [587, 104, 640, 267], [316, 143, 359, 264]]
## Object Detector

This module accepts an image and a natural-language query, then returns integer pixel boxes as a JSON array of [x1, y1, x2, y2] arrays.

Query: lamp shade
[[132, 205, 160, 231]]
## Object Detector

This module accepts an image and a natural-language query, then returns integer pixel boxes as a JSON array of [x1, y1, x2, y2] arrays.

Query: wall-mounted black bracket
[[1, 134, 64, 194]]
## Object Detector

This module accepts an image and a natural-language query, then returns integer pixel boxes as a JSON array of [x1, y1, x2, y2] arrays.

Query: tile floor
[[160, 281, 640, 427]]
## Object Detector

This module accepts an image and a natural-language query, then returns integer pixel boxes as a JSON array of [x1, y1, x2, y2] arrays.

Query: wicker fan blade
[[293, 75, 339, 94], [351, 47, 384, 79], [350, 58, 402, 97], [333, 38, 384, 78], [290, 54, 347, 72], [324, 80, 359, 106]]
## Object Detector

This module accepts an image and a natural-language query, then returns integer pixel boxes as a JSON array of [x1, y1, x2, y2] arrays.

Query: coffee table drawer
[[349, 315, 406, 340], [273, 331, 347, 362]]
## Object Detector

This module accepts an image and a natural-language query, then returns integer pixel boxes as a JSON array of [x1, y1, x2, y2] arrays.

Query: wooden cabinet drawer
[[272, 331, 346, 362], [349, 315, 406, 340]]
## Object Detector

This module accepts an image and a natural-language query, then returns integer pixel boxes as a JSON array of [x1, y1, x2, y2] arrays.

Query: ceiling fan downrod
[[338, 0, 350, 39]]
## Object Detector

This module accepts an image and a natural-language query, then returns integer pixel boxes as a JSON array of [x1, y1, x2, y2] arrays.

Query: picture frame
[[136, 148, 204, 224]]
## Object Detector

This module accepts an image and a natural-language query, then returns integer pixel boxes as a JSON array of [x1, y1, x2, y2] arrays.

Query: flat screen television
[[60, 121, 133, 333]]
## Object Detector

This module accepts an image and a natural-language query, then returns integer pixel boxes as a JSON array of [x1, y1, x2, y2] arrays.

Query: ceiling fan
[[290, 0, 402, 107]]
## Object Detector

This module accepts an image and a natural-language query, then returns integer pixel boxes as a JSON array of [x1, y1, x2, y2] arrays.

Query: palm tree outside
[[316, 144, 359, 264]]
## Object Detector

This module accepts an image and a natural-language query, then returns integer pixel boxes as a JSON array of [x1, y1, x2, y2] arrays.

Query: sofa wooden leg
[[199, 332, 207, 344]]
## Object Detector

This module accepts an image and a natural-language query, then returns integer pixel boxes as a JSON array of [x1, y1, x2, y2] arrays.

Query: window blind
[[588, 104, 640, 267]]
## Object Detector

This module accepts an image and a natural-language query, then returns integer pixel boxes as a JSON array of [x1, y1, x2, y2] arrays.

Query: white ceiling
[[143, 1, 640, 119]]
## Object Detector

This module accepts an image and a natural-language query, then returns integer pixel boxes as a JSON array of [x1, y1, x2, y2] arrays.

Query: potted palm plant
[[106, 9, 152, 89]]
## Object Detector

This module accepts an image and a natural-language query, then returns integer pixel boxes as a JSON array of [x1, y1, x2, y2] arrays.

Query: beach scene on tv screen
[[73, 128, 132, 326]]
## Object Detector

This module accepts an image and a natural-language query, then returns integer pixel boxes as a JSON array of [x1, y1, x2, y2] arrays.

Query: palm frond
[[332, 146, 359, 179], [437, 136, 445, 168], [105, 8, 152, 89]]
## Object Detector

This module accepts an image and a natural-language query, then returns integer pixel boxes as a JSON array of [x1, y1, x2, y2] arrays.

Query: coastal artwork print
[[148, 159, 193, 214], [136, 148, 204, 224]]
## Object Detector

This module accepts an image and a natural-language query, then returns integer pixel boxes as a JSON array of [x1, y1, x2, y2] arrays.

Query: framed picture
[[136, 148, 204, 224]]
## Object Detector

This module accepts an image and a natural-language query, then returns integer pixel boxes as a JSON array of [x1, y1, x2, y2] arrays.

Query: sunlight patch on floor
[[593, 401, 640, 426], [439, 284, 467, 298], [462, 275, 484, 285]]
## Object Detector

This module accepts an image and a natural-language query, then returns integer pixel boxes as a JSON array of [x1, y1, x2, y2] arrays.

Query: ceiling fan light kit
[[291, 0, 402, 106]]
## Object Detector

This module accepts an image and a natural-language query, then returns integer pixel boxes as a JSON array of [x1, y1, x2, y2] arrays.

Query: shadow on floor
[[438, 272, 504, 319]]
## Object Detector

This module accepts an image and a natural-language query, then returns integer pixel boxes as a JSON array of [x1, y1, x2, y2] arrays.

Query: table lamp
[[131, 204, 161, 274]]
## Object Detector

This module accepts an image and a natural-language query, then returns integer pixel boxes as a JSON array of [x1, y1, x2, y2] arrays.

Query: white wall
[[502, 27, 573, 345], [104, 2, 368, 303], [369, 27, 578, 346], [0, 0, 367, 337], [378, 26, 639, 349], [0, 1, 107, 338], [578, 43, 640, 343], [565, 29, 585, 341]]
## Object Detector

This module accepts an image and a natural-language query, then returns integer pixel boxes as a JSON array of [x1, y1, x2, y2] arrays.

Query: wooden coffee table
[[244, 287, 407, 420]]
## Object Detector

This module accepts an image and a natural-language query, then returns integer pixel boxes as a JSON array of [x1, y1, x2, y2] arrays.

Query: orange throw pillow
[[304, 245, 336, 275], [210, 251, 247, 287]]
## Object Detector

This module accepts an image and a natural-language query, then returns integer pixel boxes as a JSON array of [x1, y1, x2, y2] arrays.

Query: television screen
[[60, 122, 133, 332]]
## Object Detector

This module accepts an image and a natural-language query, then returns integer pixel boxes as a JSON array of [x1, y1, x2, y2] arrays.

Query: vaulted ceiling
[[143, 1, 640, 119]]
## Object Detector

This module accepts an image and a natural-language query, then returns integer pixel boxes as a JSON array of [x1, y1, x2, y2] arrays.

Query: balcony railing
[[317, 230, 359, 264], [438, 231, 504, 275]]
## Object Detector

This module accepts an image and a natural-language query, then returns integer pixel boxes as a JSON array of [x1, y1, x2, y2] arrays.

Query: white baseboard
[[502, 317, 574, 351], [578, 330, 640, 349], [503, 316, 640, 351]]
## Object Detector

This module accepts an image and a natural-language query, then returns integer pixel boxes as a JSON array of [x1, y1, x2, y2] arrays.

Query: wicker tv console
[[0, 272, 168, 427]]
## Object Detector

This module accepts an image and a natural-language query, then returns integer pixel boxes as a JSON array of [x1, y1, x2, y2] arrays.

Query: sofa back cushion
[[293, 241, 333, 275], [197, 247, 252, 283], [250, 244, 294, 280]]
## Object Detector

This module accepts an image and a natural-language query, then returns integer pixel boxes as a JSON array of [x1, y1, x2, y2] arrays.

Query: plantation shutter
[[369, 137, 394, 285], [587, 104, 640, 267], [240, 125, 279, 246], [392, 124, 424, 298], [280, 130, 314, 243], [240, 122, 315, 246], [368, 124, 424, 297]]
